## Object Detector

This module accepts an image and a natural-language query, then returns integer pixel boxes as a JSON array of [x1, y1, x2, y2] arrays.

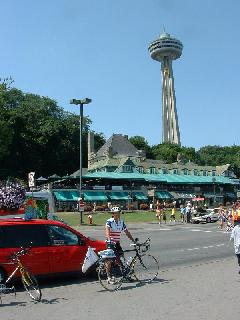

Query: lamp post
[[212, 177, 216, 205], [70, 98, 92, 224]]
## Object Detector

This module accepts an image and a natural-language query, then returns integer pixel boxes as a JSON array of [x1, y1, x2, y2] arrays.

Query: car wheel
[[206, 217, 211, 223], [0, 267, 7, 283]]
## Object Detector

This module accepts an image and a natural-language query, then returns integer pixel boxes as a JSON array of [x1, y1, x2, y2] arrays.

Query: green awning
[[155, 191, 174, 200], [108, 192, 129, 200], [133, 192, 148, 200], [53, 191, 80, 201], [83, 191, 108, 201]]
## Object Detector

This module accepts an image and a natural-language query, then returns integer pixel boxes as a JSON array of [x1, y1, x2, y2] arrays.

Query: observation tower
[[148, 32, 183, 145]]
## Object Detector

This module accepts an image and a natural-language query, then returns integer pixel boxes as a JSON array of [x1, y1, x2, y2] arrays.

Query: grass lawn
[[56, 209, 181, 227]]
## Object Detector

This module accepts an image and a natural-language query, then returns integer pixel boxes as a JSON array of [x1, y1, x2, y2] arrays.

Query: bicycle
[[97, 238, 159, 291], [0, 247, 42, 303]]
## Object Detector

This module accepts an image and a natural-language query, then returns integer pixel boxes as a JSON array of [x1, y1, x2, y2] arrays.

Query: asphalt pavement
[[1, 257, 239, 320], [1, 221, 239, 320]]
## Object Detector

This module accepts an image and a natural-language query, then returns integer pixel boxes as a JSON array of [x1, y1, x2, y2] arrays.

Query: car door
[[2, 224, 51, 276], [46, 225, 88, 274]]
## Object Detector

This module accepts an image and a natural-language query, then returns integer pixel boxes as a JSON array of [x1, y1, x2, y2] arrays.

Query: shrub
[[95, 205, 106, 211], [84, 205, 93, 212], [140, 203, 149, 210]]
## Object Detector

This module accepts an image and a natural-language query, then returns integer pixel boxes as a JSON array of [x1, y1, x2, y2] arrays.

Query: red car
[[0, 218, 106, 282]]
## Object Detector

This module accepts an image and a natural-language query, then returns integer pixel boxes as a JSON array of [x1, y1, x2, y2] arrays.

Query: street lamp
[[70, 98, 92, 224], [212, 177, 216, 205]]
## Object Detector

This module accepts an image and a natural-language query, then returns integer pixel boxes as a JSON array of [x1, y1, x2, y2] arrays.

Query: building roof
[[95, 134, 140, 158], [83, 172, 235, 185]]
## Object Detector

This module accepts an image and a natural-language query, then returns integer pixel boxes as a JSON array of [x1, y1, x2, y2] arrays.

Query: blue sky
[[1, 0, 240, 149]]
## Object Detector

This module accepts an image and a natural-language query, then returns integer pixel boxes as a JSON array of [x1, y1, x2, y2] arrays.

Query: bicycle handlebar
[[130, 238, 151, 252]]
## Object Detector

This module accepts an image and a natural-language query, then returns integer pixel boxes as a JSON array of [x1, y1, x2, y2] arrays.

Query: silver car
[[192, 209, 219, 224]]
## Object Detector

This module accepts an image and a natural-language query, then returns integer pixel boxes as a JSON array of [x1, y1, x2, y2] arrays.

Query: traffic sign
[[79, 200, 84, 212], [28, 172, 35, 188]]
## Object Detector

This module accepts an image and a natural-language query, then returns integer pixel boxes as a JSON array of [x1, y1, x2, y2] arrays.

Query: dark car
[[0, 218, 106, 282]]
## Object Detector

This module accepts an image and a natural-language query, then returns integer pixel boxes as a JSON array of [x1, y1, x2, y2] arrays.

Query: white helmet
[[111, 206, 121, 213]]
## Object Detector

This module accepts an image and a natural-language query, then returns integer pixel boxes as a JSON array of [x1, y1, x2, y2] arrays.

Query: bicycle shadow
[[40, 297, 67, 304], [121, 277, 172, 291], [0, 300, 27, 307], [97, 277, 172, 292], [36, 273, 93, 289]]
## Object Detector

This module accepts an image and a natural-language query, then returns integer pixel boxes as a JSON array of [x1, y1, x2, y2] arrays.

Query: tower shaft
[[161, 58, 180, 145], [149, 31, 183, 146]]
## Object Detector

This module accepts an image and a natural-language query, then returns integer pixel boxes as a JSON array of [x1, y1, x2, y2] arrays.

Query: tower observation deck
[[148, 32, 183, 145]]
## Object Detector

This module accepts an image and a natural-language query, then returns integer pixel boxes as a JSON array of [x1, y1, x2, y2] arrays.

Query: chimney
[[88, 131, 95, 169]]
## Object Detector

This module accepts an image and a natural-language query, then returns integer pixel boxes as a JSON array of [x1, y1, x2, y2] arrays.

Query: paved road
[[1, 222, 239, 320], [80, 221, 233, 268]]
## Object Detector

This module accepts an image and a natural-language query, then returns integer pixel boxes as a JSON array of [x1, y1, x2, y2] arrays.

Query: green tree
[[0, 84, 104, 179], [129, 135, 153, 158], [0, 120, 13, 161], [151, 143, 182, 163]]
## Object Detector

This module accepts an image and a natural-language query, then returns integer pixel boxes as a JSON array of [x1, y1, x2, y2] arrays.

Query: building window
[[173, 169, 178, 174], [203, 171, 207, 176], [183, 169, 188, 175], [149, 167, 156, 174], [161, 168, 168, 174], [193, 169, 198, 176], [122, 165, 132, 173], [137, 166, 144, 174], [212, 171, 216, 176]]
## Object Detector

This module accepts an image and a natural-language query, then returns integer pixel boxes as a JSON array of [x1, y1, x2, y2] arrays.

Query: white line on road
[[178, 243, 225, 252]]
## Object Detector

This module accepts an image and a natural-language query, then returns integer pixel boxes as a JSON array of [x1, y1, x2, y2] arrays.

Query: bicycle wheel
[[133, 254, 159, 283], [21, 270, 42, 302], [98, 260, 124, 291]]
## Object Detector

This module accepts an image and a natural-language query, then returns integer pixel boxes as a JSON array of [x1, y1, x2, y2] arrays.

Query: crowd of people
[[217, 202, 240, 231], [154, 200, 240, 228]]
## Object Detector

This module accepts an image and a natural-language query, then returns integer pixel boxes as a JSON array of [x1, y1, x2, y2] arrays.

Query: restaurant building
[[52, 133, 238, 210]]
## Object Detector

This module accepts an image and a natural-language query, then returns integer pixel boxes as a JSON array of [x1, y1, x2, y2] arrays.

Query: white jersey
[[106, 218, 127, 243], [230, 225, 240, 254]]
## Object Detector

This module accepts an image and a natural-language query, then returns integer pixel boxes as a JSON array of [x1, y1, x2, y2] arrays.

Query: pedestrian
[[218, 205, 226, 230], [155, 200, 162, 225], [170, 206, 176, 222], [230, 217, 240, 274], [180, 205, 186, 223], [162, 209, 167, 224], [186, 202, 192, 223]]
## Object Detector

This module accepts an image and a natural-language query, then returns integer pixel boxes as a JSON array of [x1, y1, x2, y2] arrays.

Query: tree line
[[0, 80, 239, 180], [129, 137, 240, 177], [0, 79, 104, 180]]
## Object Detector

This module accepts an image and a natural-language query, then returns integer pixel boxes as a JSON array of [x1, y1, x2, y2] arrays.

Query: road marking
[[178, 243, 225, 252], [145, 228, 172, 231], [189, 229, 213, 233]]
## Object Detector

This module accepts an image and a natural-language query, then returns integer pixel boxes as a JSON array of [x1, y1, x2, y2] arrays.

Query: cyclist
[[105, 206, 135, 283]]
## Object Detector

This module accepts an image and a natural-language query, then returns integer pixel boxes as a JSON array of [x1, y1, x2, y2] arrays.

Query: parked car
[[0, 218, 106, 282], [192, 209, 219, 224]]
